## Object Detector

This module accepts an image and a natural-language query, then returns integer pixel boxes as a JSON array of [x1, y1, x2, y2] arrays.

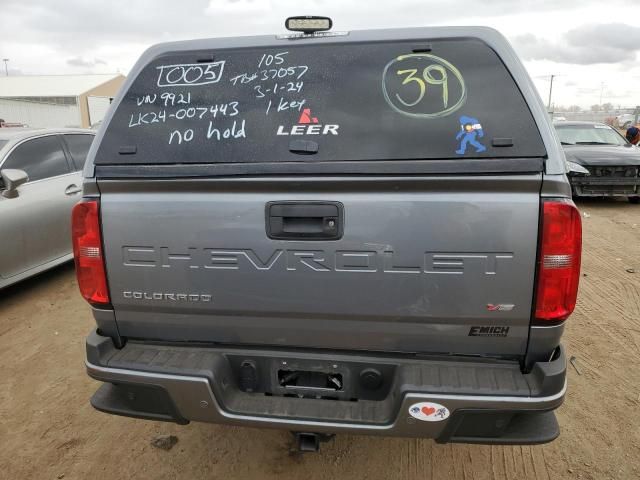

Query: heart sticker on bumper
[[409, 402, 450, 422]]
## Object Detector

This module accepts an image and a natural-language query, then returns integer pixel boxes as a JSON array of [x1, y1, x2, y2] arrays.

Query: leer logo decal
[[408, 402, 450, 422], [276, 108, 339, 136], [298, 108, 318, 124]]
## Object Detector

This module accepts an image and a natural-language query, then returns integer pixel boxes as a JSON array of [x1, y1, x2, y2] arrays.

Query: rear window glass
[[95, 39, 546, 165], [63, 134, 94, 170]]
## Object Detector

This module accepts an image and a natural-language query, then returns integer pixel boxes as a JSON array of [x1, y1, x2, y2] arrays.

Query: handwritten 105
[[258, 51, 288, 67]]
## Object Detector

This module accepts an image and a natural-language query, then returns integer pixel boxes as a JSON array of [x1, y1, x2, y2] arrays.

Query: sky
[[1, 0, 637, 109]]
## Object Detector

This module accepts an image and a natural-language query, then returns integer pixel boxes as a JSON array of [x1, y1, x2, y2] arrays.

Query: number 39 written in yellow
[[382, 53, 466, 118], [396, 65, 448, 108]]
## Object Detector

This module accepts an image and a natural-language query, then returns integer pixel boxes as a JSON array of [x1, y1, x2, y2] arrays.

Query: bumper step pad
[[86, 330, 566, 444]]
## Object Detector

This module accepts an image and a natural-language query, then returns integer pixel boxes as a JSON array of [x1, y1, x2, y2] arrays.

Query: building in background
[[0, 74, 125, 128]]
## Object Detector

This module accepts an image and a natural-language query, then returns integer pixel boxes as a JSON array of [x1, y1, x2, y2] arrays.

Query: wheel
[[629, 196, 640, 204], [623, 121, 633, 129]]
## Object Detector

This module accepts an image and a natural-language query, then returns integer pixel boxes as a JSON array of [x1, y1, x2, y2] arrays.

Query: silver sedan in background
[[0, 128, 95, 289]]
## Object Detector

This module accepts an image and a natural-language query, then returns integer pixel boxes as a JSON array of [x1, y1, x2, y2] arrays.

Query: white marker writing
[[156, 61, 225, 88], [168, 129, 194, 145], [206, 119, 246, 141]]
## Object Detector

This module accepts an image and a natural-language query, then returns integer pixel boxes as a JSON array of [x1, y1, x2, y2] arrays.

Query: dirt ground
[[1, 198, 639, 480]]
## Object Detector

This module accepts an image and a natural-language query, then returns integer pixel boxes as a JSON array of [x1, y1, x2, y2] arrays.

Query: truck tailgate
[[99, 174, 540, 356]]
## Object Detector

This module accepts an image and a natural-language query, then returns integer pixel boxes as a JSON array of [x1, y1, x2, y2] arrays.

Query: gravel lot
[[1, 199, 639, 480]]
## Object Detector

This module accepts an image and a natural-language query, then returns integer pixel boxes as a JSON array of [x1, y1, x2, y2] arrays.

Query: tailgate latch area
[[266, 201, 343, 240]]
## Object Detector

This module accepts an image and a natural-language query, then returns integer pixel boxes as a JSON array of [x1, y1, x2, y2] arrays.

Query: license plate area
[[278, 369, 343, 392], [227, 354, 395, 401]]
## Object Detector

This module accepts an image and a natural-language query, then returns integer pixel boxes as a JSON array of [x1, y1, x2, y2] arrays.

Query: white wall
[[0, 98, 81, 128]]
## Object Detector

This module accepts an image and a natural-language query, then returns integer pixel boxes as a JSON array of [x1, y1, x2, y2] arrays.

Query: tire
[[629, 197, 640, 204]]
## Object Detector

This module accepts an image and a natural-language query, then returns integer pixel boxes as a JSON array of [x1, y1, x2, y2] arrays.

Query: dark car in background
[[556, 121, 640, 203]]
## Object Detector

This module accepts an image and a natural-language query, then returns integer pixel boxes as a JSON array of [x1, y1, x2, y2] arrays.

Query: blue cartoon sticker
[[455, 115, 486, 155]]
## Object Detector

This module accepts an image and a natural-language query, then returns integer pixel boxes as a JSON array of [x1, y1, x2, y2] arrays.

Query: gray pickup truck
[[74, 20, 582, 450]]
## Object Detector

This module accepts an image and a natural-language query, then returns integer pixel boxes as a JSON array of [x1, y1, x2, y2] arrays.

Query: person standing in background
[[625, 126, 640, 145]]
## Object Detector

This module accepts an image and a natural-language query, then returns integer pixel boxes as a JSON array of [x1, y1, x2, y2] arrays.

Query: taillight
[[71, 199, 110, 306], [534, 199, 582, 323]]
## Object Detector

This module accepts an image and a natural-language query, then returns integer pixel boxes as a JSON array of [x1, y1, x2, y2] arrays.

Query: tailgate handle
[[266, 202, 343, 240]]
